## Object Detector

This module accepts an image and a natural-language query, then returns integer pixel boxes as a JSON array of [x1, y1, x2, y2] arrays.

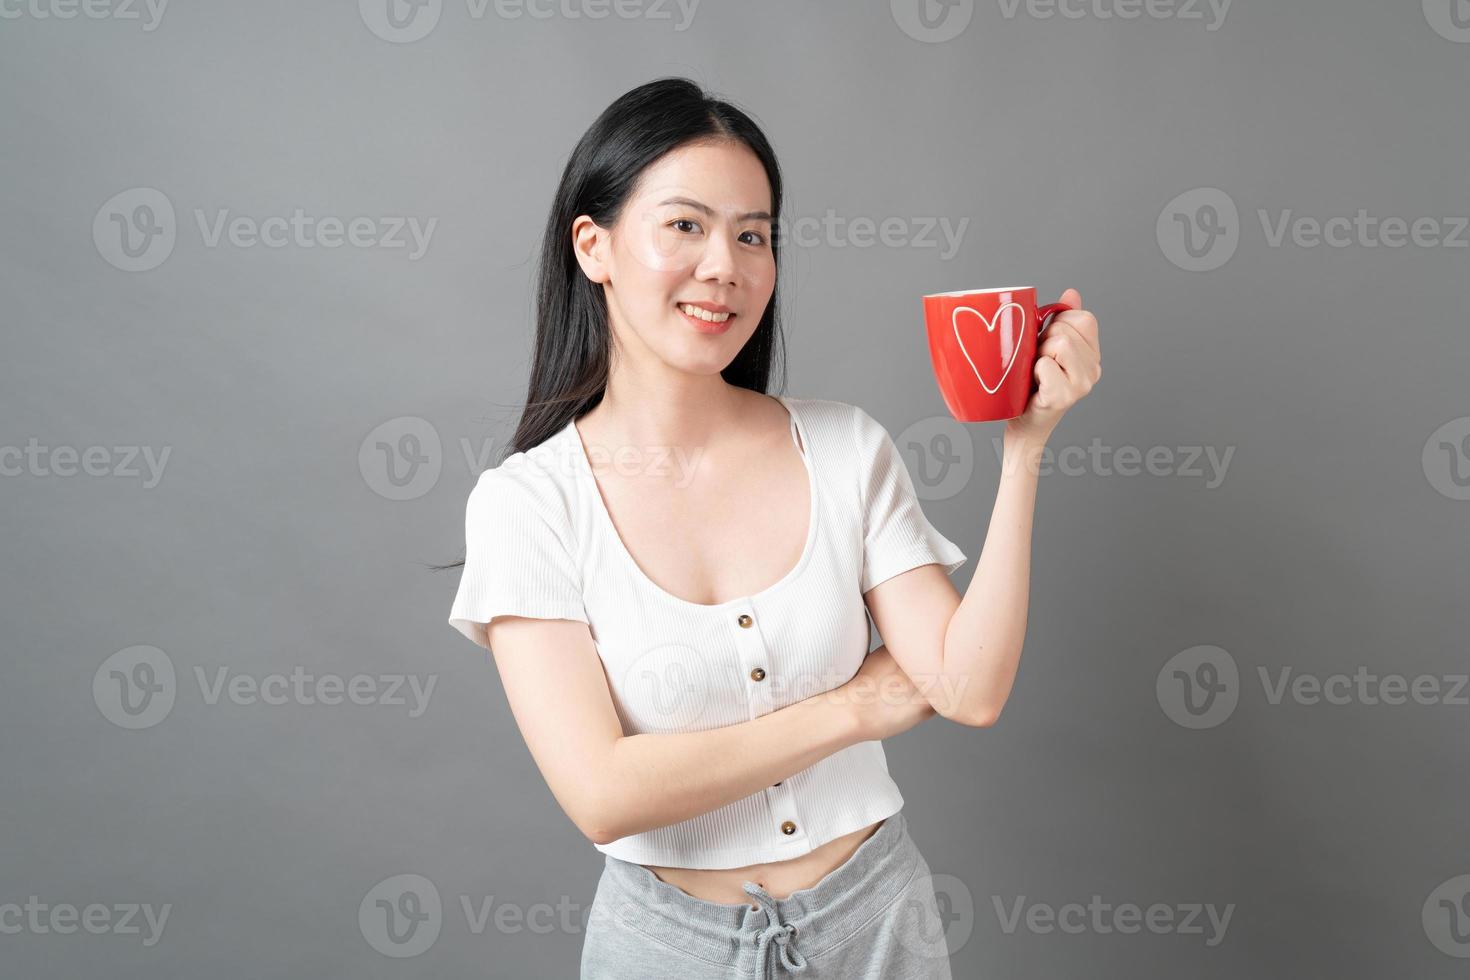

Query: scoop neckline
[[564, 394, 820, 612]]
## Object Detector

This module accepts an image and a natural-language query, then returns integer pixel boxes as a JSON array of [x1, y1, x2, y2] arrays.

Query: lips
[[676, 302, 736, 334]]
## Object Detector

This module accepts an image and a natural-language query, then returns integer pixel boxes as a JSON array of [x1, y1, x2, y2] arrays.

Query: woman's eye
[[667, 219, 767, 246]]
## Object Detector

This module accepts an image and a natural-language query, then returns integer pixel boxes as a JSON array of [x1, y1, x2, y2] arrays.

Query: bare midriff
[[643, 818, 885, 908]]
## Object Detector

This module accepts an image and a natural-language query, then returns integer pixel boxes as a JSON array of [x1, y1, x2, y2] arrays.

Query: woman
[[446, 77, 1100, 978]]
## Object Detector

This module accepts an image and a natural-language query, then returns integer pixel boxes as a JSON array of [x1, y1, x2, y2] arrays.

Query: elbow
[[574, 782, 627, 847], [939, 698, 1003, 728], [583, 825, 620, 847], [578, 816, 621, 848]]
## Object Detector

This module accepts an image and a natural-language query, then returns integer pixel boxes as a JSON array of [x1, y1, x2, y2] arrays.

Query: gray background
[[3, 0, 1468, 976]]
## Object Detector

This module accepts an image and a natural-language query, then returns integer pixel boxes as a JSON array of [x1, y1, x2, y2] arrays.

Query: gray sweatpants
[[580, 811, 953, 979]]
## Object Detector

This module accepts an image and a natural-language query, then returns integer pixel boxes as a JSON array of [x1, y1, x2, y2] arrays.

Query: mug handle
[[1036, 302, 1073, 336], [1029, 302, 1074, 395]]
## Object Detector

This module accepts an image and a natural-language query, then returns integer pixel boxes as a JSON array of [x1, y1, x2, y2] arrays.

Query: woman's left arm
[[864, 288, 1101, 727]]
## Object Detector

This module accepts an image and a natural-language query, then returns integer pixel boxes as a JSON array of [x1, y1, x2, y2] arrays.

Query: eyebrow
[[656, 196, 772, 222]]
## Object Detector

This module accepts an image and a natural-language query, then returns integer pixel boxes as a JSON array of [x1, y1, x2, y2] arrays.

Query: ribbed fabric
[[448, 396, 967, 870]]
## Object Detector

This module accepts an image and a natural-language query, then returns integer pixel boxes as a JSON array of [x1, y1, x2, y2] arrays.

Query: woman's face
[[577, 139, 777, 376]]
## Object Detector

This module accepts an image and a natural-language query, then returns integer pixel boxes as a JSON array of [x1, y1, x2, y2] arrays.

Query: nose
[[694, 230, 739, 287]]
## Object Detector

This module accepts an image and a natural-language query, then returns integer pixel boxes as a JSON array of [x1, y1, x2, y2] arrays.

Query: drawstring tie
[[743, 880, 808, 978]]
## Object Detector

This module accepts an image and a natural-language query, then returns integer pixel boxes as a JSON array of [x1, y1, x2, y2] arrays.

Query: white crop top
[[447, 395, 967, 869]]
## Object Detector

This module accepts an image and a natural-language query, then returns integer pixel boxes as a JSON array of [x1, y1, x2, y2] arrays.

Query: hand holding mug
[[923, 284, 1100, 441], [1005, 287, 1101, 443]]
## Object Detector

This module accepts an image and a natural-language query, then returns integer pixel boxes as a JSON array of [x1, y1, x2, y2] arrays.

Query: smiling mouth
[[676, 303, 737, 335], [676, 302, 735, 324]]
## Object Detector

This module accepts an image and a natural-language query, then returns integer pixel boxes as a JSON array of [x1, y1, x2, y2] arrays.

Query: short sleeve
[[852, 406, 968, 594], [447, 468, 590, 651]]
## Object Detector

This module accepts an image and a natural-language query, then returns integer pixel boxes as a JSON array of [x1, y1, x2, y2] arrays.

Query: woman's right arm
[[485, 615, 928, 846]]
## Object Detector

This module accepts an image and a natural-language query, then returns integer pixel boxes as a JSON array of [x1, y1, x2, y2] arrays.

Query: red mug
[[923, 285, 1073, 422]]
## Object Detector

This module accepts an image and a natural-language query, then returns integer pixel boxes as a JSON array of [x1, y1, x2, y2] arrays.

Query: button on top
[[750, 667, 766, 682], [780, 820, 797, 835], [737, 613, 753, 628]]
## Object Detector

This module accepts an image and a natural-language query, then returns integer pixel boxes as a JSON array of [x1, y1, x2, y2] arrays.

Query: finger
[[1051, 308, 1099, 356], [1040, 339, 1087, 385], [1033, 352, 1067, 407], [1040, 329, 1100, 382], [1060, 287, 1081, 310], [1040, 319, 1087, 351]]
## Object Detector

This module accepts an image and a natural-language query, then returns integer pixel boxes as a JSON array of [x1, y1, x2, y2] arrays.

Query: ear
[[571, 215, 610, 285]]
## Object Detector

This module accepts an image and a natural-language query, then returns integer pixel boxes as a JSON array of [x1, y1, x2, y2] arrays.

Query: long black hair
[[434, 76, 787, 571]]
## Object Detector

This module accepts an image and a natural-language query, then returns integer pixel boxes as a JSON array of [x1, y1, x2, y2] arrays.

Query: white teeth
[[678, 303, 732, 323]]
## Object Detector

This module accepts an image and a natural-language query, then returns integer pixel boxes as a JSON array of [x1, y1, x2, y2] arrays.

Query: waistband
[[593, 811, 919, 968]]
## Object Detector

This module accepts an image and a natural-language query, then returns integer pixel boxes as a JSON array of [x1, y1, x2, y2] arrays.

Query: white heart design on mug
[[951, 302, 1027, 395]]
